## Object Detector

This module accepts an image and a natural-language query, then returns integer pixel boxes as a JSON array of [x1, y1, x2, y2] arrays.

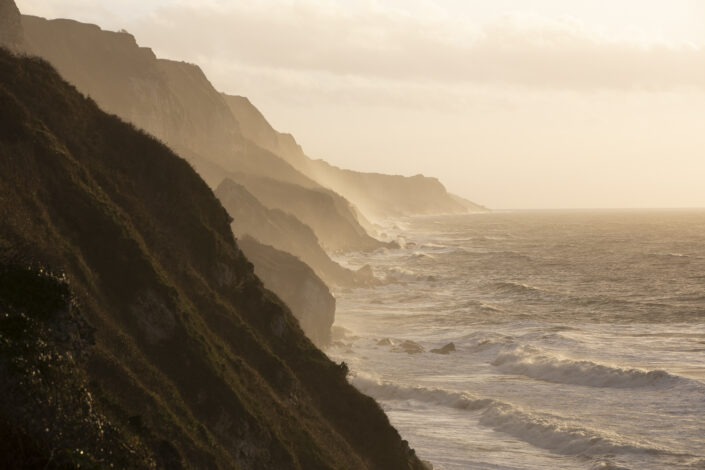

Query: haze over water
[[328, 210, 705, 470]]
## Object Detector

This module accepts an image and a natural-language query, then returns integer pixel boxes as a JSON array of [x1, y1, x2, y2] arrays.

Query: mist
[[16, 0, 705, 209], [4, 1, 705, 469]]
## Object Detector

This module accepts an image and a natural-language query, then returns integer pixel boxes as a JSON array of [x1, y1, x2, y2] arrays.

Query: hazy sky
[[17, 0, 705, 209]]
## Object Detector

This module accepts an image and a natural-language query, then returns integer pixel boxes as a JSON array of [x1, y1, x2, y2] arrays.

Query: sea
[[326, 210, 705, 470]]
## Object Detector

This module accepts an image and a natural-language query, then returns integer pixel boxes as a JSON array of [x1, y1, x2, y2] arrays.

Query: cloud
[[127, 0, 705, 91]]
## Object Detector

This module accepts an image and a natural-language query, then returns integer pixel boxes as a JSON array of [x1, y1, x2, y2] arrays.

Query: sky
[[16, 0, 705, 209]]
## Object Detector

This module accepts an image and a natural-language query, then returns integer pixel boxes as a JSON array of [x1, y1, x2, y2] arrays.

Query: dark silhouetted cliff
[[0, 48, 425, 470]]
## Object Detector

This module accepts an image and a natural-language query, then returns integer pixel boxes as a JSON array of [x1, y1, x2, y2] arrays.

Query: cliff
[[224, 172, 385, 253], [19, 14, 384, 253], [224, 94, 486, 218], [216, 179, 376, 287], [0, 48, 425, 470], [238, 236, 335, 346], [0, 0, 23, 51], [21, 15, 241, 164]]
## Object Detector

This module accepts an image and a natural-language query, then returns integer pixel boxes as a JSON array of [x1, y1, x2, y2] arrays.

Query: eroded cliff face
[[238, 236, 336, 346], [0, 48, 425, 470], [223, 94, 486, 219], [225, 172, 386, 253], [216, 179, 376, 287]]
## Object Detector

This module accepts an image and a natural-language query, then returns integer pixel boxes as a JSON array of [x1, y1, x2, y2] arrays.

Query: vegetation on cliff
[[0, 48, 425, 470]]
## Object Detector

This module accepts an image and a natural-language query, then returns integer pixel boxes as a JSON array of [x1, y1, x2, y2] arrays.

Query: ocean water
[[326, 210, 705, 470]]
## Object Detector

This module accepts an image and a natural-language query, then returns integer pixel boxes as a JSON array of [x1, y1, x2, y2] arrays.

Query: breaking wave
[[491, 345, 691, 389], [490, 281, 549, 297], [350, 373, 678, 458]]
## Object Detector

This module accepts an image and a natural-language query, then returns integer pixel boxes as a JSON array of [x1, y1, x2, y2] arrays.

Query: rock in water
[[430, 342, 456, 355], [377, 337, 395, 347]]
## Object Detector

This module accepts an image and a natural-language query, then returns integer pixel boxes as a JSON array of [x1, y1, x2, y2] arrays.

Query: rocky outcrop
[[216, 179, 376, 286], [0, 49, 425, 469], [377, 338, 425, 354], [430, 342, 456, 355], [0, 0, 23, 50], [223, 94, 486, 219], [238, 236, 335, 346]]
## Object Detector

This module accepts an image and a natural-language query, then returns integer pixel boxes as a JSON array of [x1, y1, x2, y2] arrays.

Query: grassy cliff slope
[[0, 48, 424, 470]]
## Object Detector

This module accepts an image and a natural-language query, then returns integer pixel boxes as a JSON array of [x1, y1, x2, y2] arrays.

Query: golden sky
[[17, 0, 705, 208]]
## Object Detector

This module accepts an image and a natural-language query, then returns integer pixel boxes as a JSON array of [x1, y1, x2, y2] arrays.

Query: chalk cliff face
[[224, 94, 486, 218], [0, 48, 425, 470], [238, 236, 336, 346]]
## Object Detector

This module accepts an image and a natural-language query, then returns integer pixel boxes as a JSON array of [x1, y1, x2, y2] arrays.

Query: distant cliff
[[20, 13, 384, 253], [21, 15, 240, 164], [216, 179, 376, 287], [0, 48, 425, 470], [225, 172, 386, 252], [0, 0, 23, 50], [225, 95, 486, 218]]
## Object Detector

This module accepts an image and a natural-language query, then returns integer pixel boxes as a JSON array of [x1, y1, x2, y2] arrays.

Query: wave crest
[[350, 373, 674, 458], [490, 281, 547, 297], [492, 345, 685, 388]]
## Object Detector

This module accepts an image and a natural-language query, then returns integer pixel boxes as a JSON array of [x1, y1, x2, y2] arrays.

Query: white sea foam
[[351, 372, 494, 411], [384, 266, 422, 282], [333, 212, 705, 469], [350, 373, 673, 458], [490, 281, 547, 297]]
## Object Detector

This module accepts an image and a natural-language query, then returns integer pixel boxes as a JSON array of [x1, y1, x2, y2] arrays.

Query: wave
[[490, 281, 548, 297], [411, 251, 435, 260], [350, 373, 676, 458], [468, 250, 534, 262], [573, 295, 674, 311], [351, 373, 494, 411], [420, 243, 448, 248], [647, 252, 693, 260], [452, 300, 504, 314], [590, 461, 632, 470], [455, 331, 516, 352], [383, 266, 421, 282], [491, 345, 688, 388]]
